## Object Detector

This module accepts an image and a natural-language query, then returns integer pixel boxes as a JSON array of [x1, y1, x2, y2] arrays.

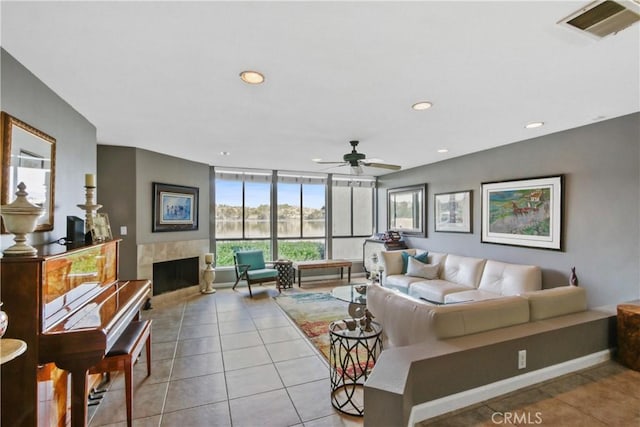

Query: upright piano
[[0, 240, 151, 427]]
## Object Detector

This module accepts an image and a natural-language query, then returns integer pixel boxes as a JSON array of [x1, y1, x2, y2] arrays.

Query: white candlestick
[[85, 173, 96, 187]]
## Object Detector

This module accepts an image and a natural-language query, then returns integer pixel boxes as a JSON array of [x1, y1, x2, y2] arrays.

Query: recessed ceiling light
[[525, 121, 544, 129], [312, 158, 322, 162], [437, 148, 449, 153], [220, 151, 230, 156], [412, 101, 433, 111], [239, 70, 265, 84]]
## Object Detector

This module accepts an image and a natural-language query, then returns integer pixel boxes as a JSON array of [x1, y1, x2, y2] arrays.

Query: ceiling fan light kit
[[313, 140, 401, 173]]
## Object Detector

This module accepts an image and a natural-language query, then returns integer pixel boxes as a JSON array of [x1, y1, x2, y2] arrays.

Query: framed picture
[[153, 182, 199, 232], [387, 184, 427, 237], [91, 213, 113, 243], [434, 190, 472, 233], [481, 175, 563, 250]]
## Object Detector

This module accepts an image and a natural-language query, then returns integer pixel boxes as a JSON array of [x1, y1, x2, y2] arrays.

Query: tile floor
[[88, 283, 364, 427], [417, 359, 640, 426], [88, 283, 640, 427]]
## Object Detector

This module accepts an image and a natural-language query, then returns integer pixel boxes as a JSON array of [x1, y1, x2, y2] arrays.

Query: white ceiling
[[2, 1, 639, 176]]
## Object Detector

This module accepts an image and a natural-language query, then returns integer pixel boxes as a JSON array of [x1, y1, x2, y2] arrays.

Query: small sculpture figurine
[[569, 266, 578, 287], [344, 318, 358, 331], [359, 309, 375, 332]]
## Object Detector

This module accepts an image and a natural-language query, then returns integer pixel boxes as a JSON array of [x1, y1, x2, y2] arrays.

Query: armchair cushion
[[235, 250, 267, 270], [247, 268, 279, 281]]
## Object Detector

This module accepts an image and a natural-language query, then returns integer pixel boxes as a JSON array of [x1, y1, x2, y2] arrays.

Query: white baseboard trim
[[408, 349, 612, 427]]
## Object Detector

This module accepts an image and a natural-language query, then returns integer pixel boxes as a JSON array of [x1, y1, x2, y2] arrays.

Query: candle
[[205, 253, 214, 264], [85, 173, 96, 187]]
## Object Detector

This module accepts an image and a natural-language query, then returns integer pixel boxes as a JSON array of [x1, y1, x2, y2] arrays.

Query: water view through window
[[215, 178, 327, 266]]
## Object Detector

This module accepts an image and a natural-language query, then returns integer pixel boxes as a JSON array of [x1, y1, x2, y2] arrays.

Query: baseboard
[[408, 349, 612, 426]]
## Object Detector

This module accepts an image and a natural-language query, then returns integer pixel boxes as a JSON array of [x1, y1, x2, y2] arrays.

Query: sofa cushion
[[430, 296, 530, 339], [406, 257, 439, 280], [522, 286, 587, 321], [441, 254, 486, 288], [409, 280, 475, 303], [401, 251, 429, 274], [381, 249, 417, 276], [478, 260, 542, 296], [384, 274, 425, 293], [444, 289, 501, 303]]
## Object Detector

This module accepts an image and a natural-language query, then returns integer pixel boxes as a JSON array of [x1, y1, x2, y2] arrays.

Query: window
[[276, 172, 326, 261], [331, 176, 376, 260], [215, 169, 272, 266], [213, 169, 375, 265]]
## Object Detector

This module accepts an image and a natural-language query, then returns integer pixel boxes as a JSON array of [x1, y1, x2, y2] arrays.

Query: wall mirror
[[387, 184, 426, 236], [1, 112, 56, 232]]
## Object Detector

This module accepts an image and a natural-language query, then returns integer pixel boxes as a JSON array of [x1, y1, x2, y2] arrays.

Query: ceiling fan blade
[[317, 164, 348, 172], [313, 160, 348, 165], [361, 162, 401, 171]]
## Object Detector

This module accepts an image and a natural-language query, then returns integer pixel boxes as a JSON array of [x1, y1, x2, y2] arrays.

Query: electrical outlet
[[120, 226, 127, 236], [518, 350, 527, 369]]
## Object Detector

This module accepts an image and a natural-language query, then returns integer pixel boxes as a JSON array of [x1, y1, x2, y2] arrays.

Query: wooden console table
[[294, 259, 352, 286]]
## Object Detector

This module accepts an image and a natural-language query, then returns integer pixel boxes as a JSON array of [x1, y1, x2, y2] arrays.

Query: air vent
[[559, 0, 640, 38]]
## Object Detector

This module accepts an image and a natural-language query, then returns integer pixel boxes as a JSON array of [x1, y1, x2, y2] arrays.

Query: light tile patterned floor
[[88, 283, 640, 426], [88, 283, 364, 427]]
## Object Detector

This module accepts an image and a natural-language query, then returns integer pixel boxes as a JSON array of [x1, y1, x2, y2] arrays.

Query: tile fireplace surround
[[137, 239, 210, 295]]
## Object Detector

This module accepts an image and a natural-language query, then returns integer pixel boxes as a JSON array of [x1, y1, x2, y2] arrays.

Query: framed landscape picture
[[434, 190, 472, 233], [481, 175, 563, 250], [153, 182, 199, 232]]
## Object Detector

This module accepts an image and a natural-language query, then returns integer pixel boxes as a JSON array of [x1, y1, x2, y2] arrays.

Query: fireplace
[[152, 257, 199, 295]]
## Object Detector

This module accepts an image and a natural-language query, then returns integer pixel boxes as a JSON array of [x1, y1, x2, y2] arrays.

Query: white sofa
[[380, 249, 542, 303], [367, 283, 588, 348]]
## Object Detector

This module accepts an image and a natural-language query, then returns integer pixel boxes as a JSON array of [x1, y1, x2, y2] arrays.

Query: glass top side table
[[329, 319, 382, 416]]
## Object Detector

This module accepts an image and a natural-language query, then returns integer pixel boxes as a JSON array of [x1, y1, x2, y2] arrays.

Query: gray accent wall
[[0, 48, 97, 251], [134, 148, 210, 243], [377, 113, 640, 307], [97, 146, 210, 278], [97, 145, 137, 278]]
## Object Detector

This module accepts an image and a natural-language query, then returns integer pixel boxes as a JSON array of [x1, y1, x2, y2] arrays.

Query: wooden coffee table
[[293, 259, 352, 286]]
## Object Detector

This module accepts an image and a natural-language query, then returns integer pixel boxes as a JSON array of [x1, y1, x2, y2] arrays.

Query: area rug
[[274, 292, 349, 361]]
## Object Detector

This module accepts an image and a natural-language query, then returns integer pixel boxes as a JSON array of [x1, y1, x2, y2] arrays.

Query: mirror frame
[[387, 184, 427, 237], [1, 112, 56, 233]]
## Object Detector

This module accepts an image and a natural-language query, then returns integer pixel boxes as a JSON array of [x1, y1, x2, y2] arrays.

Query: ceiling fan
[[313, 140, 401, 174]]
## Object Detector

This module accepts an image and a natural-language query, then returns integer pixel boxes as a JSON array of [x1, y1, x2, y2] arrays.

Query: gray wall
[[378, 113, 640, 307], [134, 148, 210, 243], [96, 146, 211, 277], [1, 48, 97, 251], [97, 145, 137, 278]]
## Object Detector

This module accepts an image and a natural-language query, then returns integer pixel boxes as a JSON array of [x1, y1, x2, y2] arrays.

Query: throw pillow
[[405, 256, 439, 280], [401, 251, 429, 274]]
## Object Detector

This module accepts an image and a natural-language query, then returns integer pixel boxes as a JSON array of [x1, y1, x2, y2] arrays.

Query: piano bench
[[89, 319, 152, 427]]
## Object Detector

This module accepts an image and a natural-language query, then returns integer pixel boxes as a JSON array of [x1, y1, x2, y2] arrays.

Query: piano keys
[[0, 240, 151, 427]]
